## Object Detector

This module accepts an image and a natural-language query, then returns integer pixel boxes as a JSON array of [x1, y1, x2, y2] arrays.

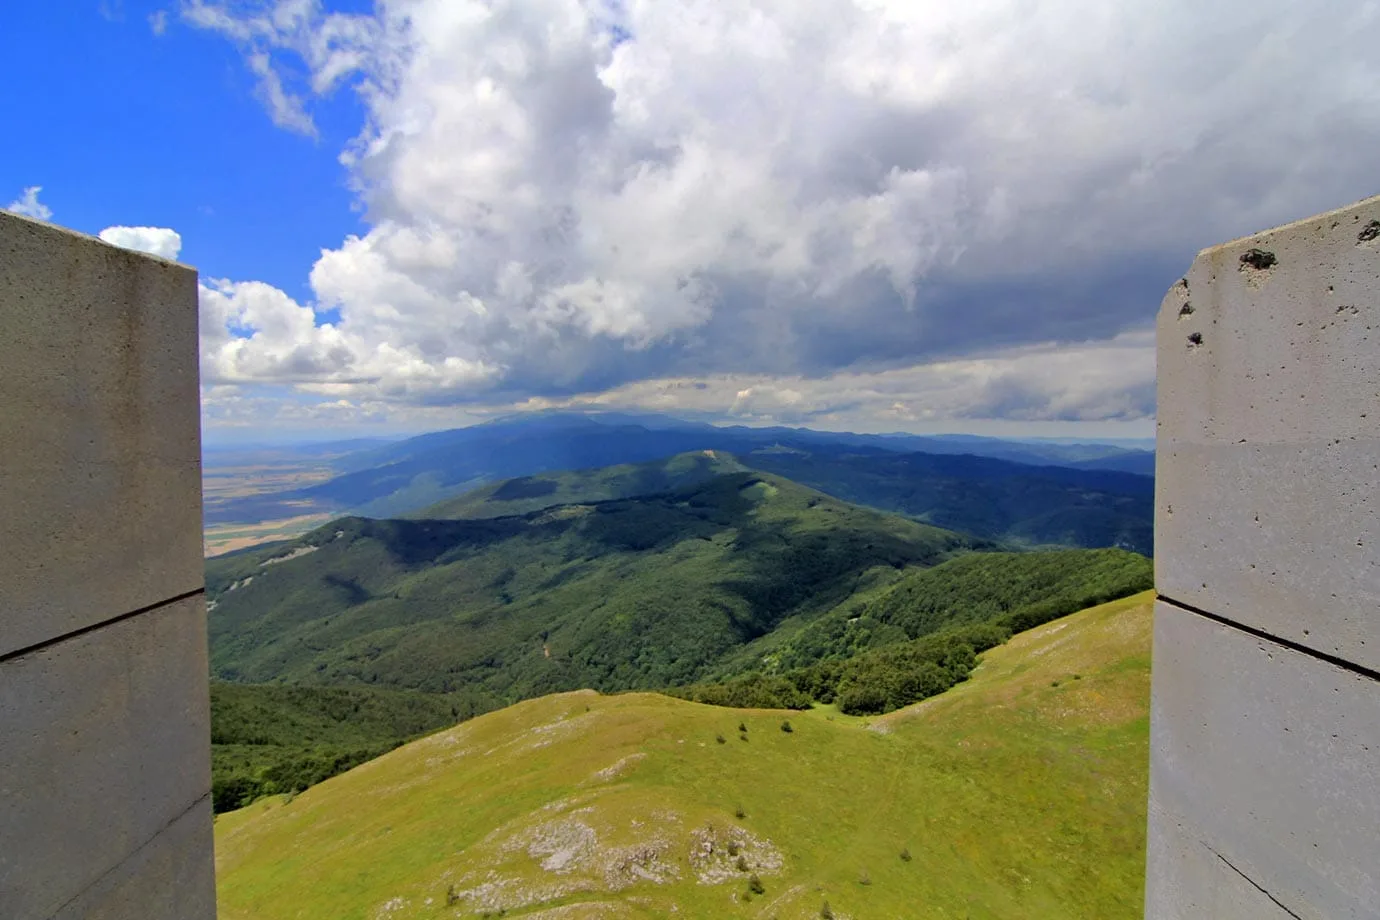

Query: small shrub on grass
[[716, 733, 726, 744], [899, 847, 912, 862], [780, 720, 793, 733], [727, 841, 740, 856], [748, 873, 765, 895], [446, 884, 460, 906], [821, 901, 835, 919], [1051, 679, 1061, 687], [858, 869, 872, 886], [735, 805, 747, 819], [740, 733, 748, 742], [737, 855, 750, 872], [738, 722, 747, 733]]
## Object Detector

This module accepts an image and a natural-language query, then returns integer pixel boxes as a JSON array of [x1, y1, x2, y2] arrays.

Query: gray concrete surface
[[1147, 600, 1380, 919], [0, 209, 214, 919], [1156, 194, 1380, 671], [0, 597, 212, 918], [48, 796, 217, 920], [0, 211, 203, 660], [1146, 799, 1301, 920], [1151, 194, 1380, 919]]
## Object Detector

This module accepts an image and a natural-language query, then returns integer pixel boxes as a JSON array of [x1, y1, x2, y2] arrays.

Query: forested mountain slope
[[207, 471, 975, 697], [409, 448, 1153, 554]]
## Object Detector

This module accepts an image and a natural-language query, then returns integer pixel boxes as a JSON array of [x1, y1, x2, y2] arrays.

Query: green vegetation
[[667, 548, 1152, 715], [207, 471, 974, 698], [409, 448, 1153, 555], [204, 462, 1151, 814], [207, 415, 1153, 551], [215, 592, 1155, 920], [744, 448, 1153, 554], [411, 449, 747, 519], [210, 682, 465, 813], [775, 547, 1152, 668], [206, 468, 1151, 816]]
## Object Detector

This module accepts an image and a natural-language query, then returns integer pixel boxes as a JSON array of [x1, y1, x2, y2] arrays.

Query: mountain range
[[205, 412, 1155, 534]]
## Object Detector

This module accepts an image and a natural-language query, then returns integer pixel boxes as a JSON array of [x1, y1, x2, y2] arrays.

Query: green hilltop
[[407, 448, 1152, 555], [410, 449, 749, 520], [207, 469, 976, 696], [215, 591, 1155, 920]]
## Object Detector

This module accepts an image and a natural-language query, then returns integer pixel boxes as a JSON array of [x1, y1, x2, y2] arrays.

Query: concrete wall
[[1149, 195, 1380, 919], [0, 211, 215, 919]]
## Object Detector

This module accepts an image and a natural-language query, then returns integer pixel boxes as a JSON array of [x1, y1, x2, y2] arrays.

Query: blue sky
[[6, 1, 1380, 443], [3, 0, 361, 301]]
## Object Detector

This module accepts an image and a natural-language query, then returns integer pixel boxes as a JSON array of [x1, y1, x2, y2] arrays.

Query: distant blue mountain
[[205, 411, 1153, 555]]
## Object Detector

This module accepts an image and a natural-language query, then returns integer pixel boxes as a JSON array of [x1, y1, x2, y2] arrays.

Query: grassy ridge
[[215, 592, 1155, 919]]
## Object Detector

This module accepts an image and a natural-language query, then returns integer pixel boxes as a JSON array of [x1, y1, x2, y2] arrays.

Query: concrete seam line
[[1157, 594, 1380, 684], [0, 587, 206, 666], [40, 792, 212, 920], [1201, 841, 1306, 920]]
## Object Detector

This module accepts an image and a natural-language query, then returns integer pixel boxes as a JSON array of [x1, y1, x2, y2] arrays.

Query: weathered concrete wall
[[0, 211, 215, 919], [1149, 196, 1380, 919]]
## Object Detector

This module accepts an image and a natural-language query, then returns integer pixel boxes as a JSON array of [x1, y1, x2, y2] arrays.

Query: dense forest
[[669, 548, 1152, 715], [210, 683, 472, 812]]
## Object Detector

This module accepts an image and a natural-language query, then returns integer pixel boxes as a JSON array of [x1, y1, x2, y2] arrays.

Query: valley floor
[[215, 591, 1153, 920]]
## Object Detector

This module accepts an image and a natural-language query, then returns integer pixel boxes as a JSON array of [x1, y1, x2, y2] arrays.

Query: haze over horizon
[[6, 0, 1379, 440]]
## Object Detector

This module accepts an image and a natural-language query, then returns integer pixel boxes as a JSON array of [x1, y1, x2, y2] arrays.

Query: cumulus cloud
[[198, 277, 495, 396], [514, 328, 1157, 429], [184, 0, 1380, 427], [202, 328, 1156, 436], [98, 225, 184, 260], [149, 10, 169, 35], [6, 186, 53, 221]]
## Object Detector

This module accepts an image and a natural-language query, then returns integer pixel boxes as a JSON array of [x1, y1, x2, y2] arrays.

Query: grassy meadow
[[215, 591, 1153, 919]]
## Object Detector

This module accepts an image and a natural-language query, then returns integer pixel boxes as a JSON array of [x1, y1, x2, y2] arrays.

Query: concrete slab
[[1145, 799, 1301, 920], [1146, 600, 1380, 919], [49, 795, 217, 920], [0, 595, 212, 919], [0, 210, 203, 659], [1155, 194, 1380, 669]]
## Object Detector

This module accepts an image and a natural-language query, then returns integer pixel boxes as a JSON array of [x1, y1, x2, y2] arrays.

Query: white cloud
[[6, 187, 53, 221], [98, 225, 184, 260], [149, 10, 169, 35], [198, 277, 496, 397], [184, 0, 1380, 428], [202, 327, 1156, 437], [512, 327, 1158, 431], [245, 50, 318, 136]]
